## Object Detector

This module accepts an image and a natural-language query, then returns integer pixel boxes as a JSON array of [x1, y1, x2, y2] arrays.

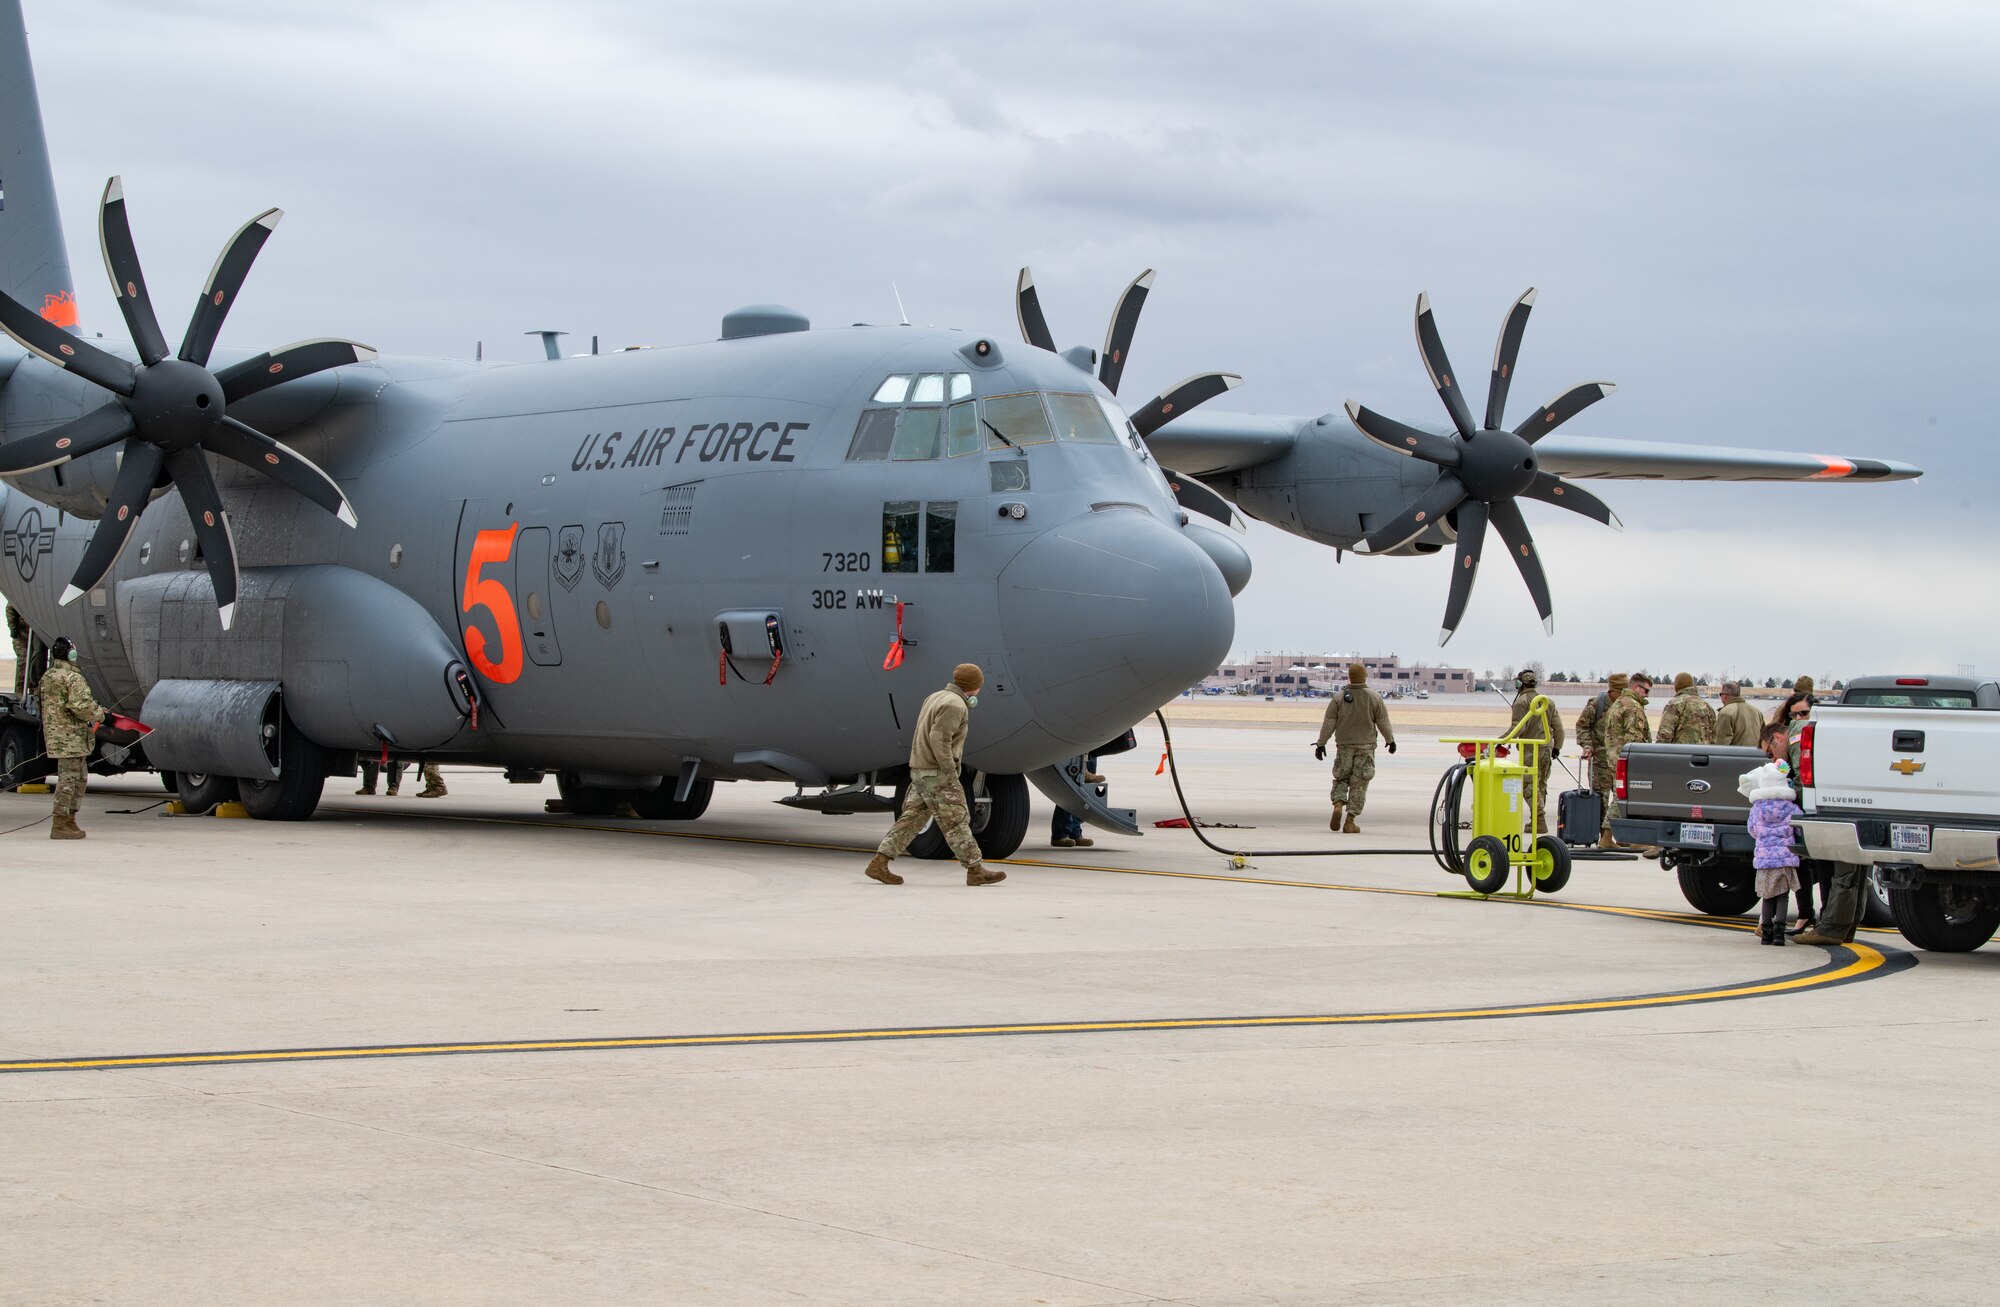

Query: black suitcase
[[1558, 788, 1603, 846]]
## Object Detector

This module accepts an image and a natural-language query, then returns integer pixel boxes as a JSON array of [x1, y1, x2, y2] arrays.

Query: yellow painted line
[[0, 935, 1896, 1073]]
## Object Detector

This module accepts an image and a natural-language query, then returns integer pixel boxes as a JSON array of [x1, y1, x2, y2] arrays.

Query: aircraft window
[[990, 460, 1030, 493], [882, 500, 920, 572], [950, 372, 972, 401], [873, 375, 912, 404], [925, 502, 957, 573], [981, 392, 1055, 448], [846, 408, 897, 461], [945, 401, 979, 457], [891, 407, 941, 460], [1046, 393, 1118, 444], [911, 373, 946, 404]]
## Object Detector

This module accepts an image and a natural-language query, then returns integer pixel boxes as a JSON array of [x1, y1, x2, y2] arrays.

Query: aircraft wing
[[1145, 409, 1922, 483]]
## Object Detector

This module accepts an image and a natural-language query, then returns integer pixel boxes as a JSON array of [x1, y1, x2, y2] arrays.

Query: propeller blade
[[202, 416, 357, 526], [179, 207, 282, 366], [164, 448, 240, 629], [1439, 499, 1488, 646], [1484, 287, 1535, 431], [0, 403, 134, 474], [1354, 471, 1467, 555], [1344, 400, 1462, 468], [1414, 292, 1476, 438], [1162, 467, 1238, 528], [1520, 471, 1621, 530], [59, 441, 164, 605], [1098, 268, 1153, 395], [97, 177, 170, 366], [1513, 380, 1615, 443], [0, 289, 138, 395], [1015, 267, 1055, 352], [216, 337, 377, 405], [1488, 497, 1554, 634], [1131, 371, 1243, 438]]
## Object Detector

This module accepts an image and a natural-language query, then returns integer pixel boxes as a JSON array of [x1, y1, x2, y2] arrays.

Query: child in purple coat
[[1739, 762, 1802, 945]]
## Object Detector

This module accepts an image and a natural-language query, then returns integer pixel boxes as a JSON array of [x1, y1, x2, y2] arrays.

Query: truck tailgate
[[1805, 706, 2000, 820], [1621, 744, 1765, 821]]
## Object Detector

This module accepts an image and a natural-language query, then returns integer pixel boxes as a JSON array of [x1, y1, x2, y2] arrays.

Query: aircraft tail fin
[[0, 0, 75, 333]]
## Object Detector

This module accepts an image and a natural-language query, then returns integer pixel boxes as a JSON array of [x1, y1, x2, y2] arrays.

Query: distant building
[[1201, 652, 1477, 694]]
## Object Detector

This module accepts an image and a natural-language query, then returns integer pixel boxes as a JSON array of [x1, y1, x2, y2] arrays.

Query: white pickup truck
[[1796, 679, 2000, 951]]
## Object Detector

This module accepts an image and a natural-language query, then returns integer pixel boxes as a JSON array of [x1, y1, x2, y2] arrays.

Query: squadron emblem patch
[[554, 524, 585, 591], [592, 521, 626, 590]]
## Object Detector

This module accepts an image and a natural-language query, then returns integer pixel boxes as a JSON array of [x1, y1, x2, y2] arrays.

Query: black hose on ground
[[1428, 762, 1468, 877]]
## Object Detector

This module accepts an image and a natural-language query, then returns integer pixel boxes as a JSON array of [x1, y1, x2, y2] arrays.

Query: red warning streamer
[[882, 601, 907, 670]]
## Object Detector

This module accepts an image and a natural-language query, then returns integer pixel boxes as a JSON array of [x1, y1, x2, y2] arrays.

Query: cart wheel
[[1464, 835, 1512, 895], [1532, 835, 1573, 894]]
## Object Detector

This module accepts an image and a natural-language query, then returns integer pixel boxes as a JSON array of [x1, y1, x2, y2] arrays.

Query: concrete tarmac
[[3, 714, 1997, 1305]]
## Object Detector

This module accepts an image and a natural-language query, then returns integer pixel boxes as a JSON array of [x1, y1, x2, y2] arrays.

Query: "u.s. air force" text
[[571, 421, 810, 472]]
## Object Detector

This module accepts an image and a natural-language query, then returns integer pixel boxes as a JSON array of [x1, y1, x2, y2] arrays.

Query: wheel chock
[[164, 800, 189, 815], [213, 801, 250, 819], [16, 782, 51, 794], [616, 803, 640, 818]]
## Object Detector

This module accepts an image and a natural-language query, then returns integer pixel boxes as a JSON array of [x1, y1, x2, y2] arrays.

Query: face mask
[[965, 695, 979, 709]]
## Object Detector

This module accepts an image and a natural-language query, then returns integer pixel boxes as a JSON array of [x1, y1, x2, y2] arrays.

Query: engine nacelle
[[1212, 413, 1447, 553]]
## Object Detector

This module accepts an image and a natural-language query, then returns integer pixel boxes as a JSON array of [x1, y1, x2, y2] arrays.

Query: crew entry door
[[514, 526, 562, 667]]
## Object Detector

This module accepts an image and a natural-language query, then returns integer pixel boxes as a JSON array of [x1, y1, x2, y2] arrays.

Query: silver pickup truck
[[1795, 683, 2000, 951]]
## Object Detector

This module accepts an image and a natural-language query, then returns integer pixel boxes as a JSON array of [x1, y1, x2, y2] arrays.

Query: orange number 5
[[462, 522, 524, 684]]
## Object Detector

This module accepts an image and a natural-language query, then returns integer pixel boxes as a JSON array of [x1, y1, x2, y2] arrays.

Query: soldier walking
[[1656, 673, 1717, 744], [38, 635, 102, 840], [1314, 662, 1396, 834], [1603, 673, 1655, 849], [1509, 667, 1564, 836], [1715, 681, 1762, 748], [867, 663, 1005, 886]]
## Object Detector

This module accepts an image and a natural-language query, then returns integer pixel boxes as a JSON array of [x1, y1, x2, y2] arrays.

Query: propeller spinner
[[0, 178, 371, 629], [1346, 289, 1621, 646]]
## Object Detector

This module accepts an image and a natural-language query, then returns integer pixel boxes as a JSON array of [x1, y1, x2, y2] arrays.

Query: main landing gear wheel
[[159, 770, 180, 794], [0, 723, 38, 790], [631, 777, 714, 820], [1463, 835, 1512, 895], [174, 770, 239, 815], [904, 772, 1031, 862], [1675, 865, 1759, 917], [1531, 835, 1572, 895], [237, 712, 328, 821], [1888, 883, 2000, 953], [555, 771, 620, 817]]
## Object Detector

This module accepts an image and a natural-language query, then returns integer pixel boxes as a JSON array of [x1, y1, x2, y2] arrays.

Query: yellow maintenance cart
[[1433, 694, 1572, 897]]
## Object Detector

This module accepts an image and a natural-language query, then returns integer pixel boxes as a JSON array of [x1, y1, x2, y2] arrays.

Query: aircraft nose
[[997, 508, 1234, 749]]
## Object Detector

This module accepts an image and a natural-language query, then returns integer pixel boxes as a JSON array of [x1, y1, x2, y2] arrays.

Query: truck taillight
[[1615, 756, 1627, 801], [1798, 722, 1814, 787]]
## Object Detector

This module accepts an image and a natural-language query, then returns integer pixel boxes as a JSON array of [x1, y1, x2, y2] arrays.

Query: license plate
[[1891, 823, 1931, 854], [1680, 822, 1717, 848]]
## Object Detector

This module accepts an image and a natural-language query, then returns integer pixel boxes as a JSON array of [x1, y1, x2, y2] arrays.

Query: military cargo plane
[[0, 2, 1917, 854]]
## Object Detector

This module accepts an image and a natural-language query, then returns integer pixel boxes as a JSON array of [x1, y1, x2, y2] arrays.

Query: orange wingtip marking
[[1808, 456, 1855, 479], [39, 290, 79, 328]]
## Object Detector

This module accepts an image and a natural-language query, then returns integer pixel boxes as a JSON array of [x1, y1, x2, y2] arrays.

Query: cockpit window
[[950, 373, 973, 402], [981, 393, 1055, 448], [846, 408, 897, 461], [873, 376, 912, 404], [945, 400, 979, 457], [891, 407, 941, 460], [1046, 393, 1118, 444], [910, 373, 946, 404]]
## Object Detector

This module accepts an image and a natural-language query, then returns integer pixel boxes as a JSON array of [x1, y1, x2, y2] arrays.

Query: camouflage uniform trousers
[[1529, 757, 1554, 837], [1330, 744, 1378, 815], [880, 769, 982, 866], [53, 755, 87, 818]]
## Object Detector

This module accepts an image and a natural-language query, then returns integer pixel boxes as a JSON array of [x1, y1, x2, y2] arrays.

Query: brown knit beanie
[[1606, 673, 1629, 696], [1348, 662, 1367, 685], [1794, 674, 1815, 696], [952, 663, 984, 693], [1674, 672, 1694, 691]]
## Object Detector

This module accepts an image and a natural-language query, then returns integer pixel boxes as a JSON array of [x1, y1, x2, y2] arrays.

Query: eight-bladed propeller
[[0, 178, 372, 629], [1346, 289, 1621, 646], [1013, 266, 1241, 438]]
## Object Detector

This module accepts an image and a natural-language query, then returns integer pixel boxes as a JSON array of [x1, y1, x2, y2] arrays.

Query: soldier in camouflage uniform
[[38, 635, 102, 839], [867, 663, 1004, 886], [1509, 668, 1565, 836], [6, 602, 26, 696], [1715, 681, 1763, 748], [1603, 673, 1655, 849], [1575, 672, 1628, 805], [1314, 662, 1396, 834], [1656, 672, 1717, 744]]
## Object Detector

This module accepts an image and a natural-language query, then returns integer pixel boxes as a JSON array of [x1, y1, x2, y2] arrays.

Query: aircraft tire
[[238, 717, 329, 822], [556, 771, 620, 817], [160, 771, 179, 794], [0, 723, 37, 790], [631, 777, 714, 820], [1887, 882, 2000, 953], [174, 770, 239, 815], [1675, 864, 1760, 917], [903, 771, 1030, 861]]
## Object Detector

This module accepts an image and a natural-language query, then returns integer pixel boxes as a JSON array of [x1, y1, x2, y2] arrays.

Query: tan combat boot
[[418, 783, 448, 799], [966, 864, 1006, 886], [865, 853, 903, 885], [1329, 801, 1345, 832], [50, 812, 84, 840], [1342, 814, 1361, 835]]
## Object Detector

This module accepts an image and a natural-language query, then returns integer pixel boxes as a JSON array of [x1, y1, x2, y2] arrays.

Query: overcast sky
[[15, 1, 1997, 682]]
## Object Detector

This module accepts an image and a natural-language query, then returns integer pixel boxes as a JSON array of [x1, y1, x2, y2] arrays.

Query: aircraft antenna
[[475, 340, 482, 362], [525, 329, 567, 361], [892, 282, 910, 327]]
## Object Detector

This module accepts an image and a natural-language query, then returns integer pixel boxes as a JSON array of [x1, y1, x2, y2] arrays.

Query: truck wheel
[[237, 715, 329, 822], [1464, 835, 1512, 895], [631, 777, 714, 820], [556, 771, 620, 817], [1862, 870, 1895, 928], [903, 773, 1028, 861], [0, 724, 35, 790], [174, 771, 239, 815], [1532, 836, 1572, 894], [1676, 865, 1759, 917], [1888, 883, 2000, 953]]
